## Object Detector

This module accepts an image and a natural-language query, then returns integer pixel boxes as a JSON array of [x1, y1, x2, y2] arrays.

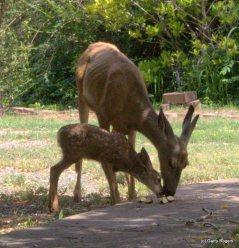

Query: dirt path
[[0, 179, 238, 248]]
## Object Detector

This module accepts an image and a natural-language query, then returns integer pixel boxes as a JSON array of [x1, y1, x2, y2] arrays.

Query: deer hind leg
[[102, 163, 120, 205], [126, 130, 137, 200], [73, 96, 90, 202], [78, 95, 89, 124], [98, 116, 121, 204], [49, 159, 72, 213]]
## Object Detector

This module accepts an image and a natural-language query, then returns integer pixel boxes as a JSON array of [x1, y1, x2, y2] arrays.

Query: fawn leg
[[126, 130, 137, 200], [49, 159, 71, 213], [74, 96, 89, 202], [73, 160, 83, 202], [102, 163, 120, 205]]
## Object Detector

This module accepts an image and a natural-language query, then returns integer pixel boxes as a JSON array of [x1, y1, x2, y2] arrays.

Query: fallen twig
[[229, 219, 239, 225], [203, 222, 219, 230], [202, 207, 213, 215], [196, 208, 213, 222]]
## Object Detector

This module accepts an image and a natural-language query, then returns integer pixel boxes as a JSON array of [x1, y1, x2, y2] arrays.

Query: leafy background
[[0, 0, 239, 107]]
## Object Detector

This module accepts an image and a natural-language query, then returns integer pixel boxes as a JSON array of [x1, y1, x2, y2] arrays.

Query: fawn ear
[[158, 108, 174, 138], [139, 147, 153, 169]]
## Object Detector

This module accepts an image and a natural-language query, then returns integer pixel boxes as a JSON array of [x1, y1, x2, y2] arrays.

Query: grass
[[0, 111, 239, 233], [0, 114, 239, 184]]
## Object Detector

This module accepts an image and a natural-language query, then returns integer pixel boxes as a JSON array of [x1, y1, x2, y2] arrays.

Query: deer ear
[[181, 105, 199, 143], [158, 108, 174, 138], [158, 108, 166, 133], [139, 147, 152, 169]]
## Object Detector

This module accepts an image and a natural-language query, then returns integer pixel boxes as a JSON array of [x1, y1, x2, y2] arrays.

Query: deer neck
[[138, 108, 165, 151]]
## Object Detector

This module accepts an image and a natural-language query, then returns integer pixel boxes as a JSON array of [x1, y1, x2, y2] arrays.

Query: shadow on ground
[[0, 190, 111, 234], [0, 179, 239, 248]]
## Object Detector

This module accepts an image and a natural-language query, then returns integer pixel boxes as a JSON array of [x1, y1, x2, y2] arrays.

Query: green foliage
[[0, 0, 99, 106], [0, 0, 239, 106], [86, 0, 239, 104]]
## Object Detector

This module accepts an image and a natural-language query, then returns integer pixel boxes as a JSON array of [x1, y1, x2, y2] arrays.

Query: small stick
[[229, 219, 239, 225], [203, 222, 219, 230], [202, 207, 213, 215]]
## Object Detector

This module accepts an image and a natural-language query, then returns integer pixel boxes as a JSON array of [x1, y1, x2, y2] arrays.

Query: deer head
[[158, 105, 199, 196]]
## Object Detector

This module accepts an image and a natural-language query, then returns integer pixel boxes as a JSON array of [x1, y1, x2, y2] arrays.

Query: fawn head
[[158, 105, 199, 196], [135, 147, 162, 196]]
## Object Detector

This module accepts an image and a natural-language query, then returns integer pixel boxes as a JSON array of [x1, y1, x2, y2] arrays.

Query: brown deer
[[74, 42, 199, 201], [49, 124, 163, 212]]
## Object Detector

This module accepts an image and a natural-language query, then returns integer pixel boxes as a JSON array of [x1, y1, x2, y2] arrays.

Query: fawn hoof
[[137, 196, 153, 204], [110, 197, 121, 205], [49, 200, 60, 213]]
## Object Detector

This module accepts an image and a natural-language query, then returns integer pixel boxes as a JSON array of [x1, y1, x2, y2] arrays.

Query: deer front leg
[[73, 160, 83, 202], [75, 94, 89, 202], [127, 130, 137, 200], [98, 117, 120, 203], [49, 160, 71, 213], [102, 163, 121, 205]]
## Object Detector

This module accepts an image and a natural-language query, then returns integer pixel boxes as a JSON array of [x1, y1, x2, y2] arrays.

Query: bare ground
[[0, 179, 238, 248]]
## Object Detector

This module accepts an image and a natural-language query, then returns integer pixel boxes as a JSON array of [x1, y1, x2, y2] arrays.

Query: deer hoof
[[158, 196, 168, 204]]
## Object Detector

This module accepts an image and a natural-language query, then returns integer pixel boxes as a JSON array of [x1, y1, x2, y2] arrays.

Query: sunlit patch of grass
[[3, 173, 26, 187], [0, 115, 97, 130], [0, 130, 54, 142], [0, 146, 60, 171]]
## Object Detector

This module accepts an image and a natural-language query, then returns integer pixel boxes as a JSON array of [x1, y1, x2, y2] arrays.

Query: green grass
[[0, 111, 239, 234], [0, 114, 239, 192], [135, 117, 239, 185]]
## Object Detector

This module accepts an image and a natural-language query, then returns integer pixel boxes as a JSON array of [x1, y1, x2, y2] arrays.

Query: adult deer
[[74, 42, 199, 201]]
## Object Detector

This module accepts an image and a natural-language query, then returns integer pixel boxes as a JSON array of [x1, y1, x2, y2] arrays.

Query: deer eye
[[169, 158, 178, 169], [169, 160, 175, 169], [154, 177, 161, 184]]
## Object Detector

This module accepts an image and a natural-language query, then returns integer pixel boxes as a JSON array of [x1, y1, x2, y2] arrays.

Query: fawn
[[49, 124, 163, 212]]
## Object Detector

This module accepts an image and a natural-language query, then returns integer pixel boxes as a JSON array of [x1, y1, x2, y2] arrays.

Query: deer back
[[76, 42, 151, 134]]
